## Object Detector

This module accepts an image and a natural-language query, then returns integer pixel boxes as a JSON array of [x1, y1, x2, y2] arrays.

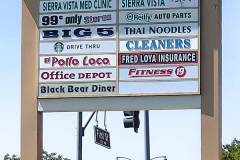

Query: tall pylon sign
[[21, 0, 222, 159]]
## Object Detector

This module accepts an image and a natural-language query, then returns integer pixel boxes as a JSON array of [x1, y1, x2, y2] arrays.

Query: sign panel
[[119, 9, 198, 24], [39, 68, 117, 83], [38, 0, 200, 98], [119, 52, 198, 65], [119, 0, 198, 9], [119, 65, 199, 81], [39, 12, 116, 27], [40, 26, 117, 41], [40, 0, 117, 13], [119, 23, 198, 38], [40, 40, 117, 54], [119, 38, 199, 52], [40, 55, 116, 68], [39, 82, 116, 98], [94, 126, 111, 149], [119, 80, 199, 94]]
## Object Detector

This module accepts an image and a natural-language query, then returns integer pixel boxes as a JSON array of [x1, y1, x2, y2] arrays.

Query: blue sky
[[0, 0, 240, 160]]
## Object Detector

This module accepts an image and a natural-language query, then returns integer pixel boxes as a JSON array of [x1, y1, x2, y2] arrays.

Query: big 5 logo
[[40, 27, 115, 40]]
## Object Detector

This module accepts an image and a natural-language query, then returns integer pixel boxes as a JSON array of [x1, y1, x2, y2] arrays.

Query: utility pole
[[77, 112, 96, 160], [77, 112, 83, 160], [144, 110, 150, 160]]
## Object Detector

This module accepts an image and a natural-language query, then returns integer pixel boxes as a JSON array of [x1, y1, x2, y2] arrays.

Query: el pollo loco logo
[[43, 56, 112, 67]]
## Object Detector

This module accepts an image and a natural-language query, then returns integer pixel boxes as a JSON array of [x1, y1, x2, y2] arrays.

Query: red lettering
[[128, 69, 136, 75], [78, 72, 113, 79], [128, 69, 173, 77], [41, 71, 76, 80], [78, 73, 85, 79], [85, 73, 91, 79], [51, 56, 79, 67], [98, 72, 105, 78], [92, 73, 98, 78], [105, 72, 112, 78], [41, 72, 49, 80], [83, 56, 110, 66]]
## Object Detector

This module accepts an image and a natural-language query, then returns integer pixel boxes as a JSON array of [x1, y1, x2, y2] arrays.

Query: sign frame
[[37, 0, 201, 98]]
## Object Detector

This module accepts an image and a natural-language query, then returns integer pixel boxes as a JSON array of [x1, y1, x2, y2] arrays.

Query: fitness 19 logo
[[126, 12, 153, 22], [175, 66, 187, 78]]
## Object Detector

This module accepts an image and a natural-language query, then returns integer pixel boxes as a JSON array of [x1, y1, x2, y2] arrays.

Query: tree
[[42, 151, 70, 160], [223, 138, 240, 160], [3, 151, 70, 160], [3, 154, 20, 160]]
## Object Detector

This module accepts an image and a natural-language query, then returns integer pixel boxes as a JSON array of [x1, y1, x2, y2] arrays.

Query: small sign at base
[[94, 126, 111, 149]]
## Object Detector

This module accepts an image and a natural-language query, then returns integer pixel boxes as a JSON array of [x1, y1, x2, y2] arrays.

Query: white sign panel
[[120, 38, 199, 52], [119, 80, 199, 94], [39, 12, 116, 27], [40, 40, 117, 54], [39, 82, 117, 97], [40, 55, 116, 68], [119, 65, 199, 81], [40, 0, 117, 13], [39, 68, 117, 83], [119, 23, 198, 38], [119, 9, 198, 24], [119, 0, 198, 9], [40, 26, 116, 41]]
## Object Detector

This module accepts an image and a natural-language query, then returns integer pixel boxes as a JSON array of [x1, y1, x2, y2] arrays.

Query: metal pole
[[144, 110, 150, 160], [78, 112, 83, 160], [83, 112, 96, 131]]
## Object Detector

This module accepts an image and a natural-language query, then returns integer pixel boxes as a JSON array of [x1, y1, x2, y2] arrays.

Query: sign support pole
[[78, 112, 83, 160], [21, 0, 41, 160], [201, 0, 222, 160], [144, 110, 151, 160]]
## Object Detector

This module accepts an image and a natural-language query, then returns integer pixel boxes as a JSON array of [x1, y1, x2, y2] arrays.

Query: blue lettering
[[167, 39, 174, 49], [150, 40, 157, 50], [175, 39, 183, 49], [126, 41, 134, 51], [74, 28, 92, 37], [134, 40, 139, 50], [142, 40, 149, 50], [158, 40, 166, 49], [42, 30, 58, 38], [184, 39, 191, 48]]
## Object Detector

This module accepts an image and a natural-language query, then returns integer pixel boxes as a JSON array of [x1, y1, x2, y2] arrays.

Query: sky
[[0, 0, 240, 160]]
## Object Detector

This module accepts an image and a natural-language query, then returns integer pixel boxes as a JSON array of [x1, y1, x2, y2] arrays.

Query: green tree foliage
[[3, 154, 20, 160], [42, 151, 70, 160], [223, 138, 240, 160], [3, 151, 70, 160]]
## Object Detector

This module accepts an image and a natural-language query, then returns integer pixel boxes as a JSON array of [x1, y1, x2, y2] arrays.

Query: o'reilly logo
[[126, 12, 152, 22]]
